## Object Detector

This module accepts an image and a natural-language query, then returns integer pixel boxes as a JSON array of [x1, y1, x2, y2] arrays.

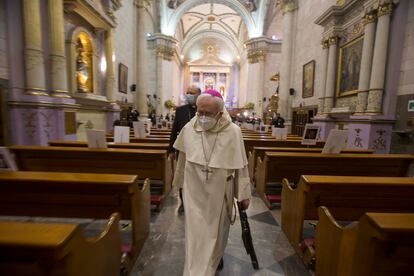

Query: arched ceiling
[[180, 3, 243, 42], [178, 3, 247, 64]]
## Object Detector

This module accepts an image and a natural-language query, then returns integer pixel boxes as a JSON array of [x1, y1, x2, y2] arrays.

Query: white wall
[[238, 55, 248, 107], [0, 0, 8, 80], [398, 0, 414, 96], [290, 0, 336, 108], [114, 0, 136, 103]]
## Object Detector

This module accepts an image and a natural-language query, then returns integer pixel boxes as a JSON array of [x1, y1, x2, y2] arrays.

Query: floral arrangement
[[164, 100, 176, 110], [244, 102, 255, 110]]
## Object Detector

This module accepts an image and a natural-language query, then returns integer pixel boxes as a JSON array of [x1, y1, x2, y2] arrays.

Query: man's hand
[[168, 152, 176, 161], [241, 199, 250, 210]]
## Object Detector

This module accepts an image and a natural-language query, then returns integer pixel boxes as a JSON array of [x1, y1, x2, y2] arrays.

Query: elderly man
[[169, 85, 201, 213], [173, 90, 251, 275]]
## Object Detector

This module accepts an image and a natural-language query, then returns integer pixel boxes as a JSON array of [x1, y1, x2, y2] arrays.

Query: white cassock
[[173, 111, 251, 276]]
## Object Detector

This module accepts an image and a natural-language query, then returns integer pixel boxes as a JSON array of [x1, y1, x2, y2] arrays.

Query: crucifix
[[202, 164, 212, 180]]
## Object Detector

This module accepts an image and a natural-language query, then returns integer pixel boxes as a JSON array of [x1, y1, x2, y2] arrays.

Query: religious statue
[[76, 38, 89, 92]]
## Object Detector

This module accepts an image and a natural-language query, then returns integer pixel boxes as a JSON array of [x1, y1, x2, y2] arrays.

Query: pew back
[[282, 175, 414, 255], [0, 213, 121, 276]]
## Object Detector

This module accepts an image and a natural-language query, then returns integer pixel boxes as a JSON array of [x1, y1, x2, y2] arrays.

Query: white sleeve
[[234, 165, 251, 201], [172, 152, 186, 188]]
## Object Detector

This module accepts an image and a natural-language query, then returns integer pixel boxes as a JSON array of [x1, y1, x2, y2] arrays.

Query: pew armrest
[[315, 206, 358, 276], [281, 177, 307, 254]]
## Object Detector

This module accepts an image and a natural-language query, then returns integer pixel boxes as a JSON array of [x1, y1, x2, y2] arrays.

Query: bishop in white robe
[[173, 90, 251, 276]]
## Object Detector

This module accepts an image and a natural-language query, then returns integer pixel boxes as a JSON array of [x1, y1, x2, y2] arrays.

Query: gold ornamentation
[[156, 45, 175, 61], [76, 32, 94, 93], [321, 39, 329, 49], [247, 49, 266, 63], [378, 2, 393, 17], [363, 10, 377, 25], [336, 0, 346, 6], [134, 0, 151, 8], [328, 36, 339, 46]]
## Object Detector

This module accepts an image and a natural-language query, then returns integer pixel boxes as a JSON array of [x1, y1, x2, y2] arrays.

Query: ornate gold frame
[[336, 36, 364, 97]]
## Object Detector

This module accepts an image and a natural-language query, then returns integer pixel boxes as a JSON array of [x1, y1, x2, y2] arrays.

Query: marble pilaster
[[279, 3, 296, 121], [135, 2, 149, 117], [323, 36, 338, 114], [317, 40, 329, 115], [366, 1, 393, 114], [104, 28, 116, 102], [48, 0, 70, 98], [355, 10, 377, 114], [23, 0, 47, 96]]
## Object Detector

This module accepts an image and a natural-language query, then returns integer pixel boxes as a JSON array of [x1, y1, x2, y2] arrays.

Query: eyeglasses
[[197, 111, 217, 118]]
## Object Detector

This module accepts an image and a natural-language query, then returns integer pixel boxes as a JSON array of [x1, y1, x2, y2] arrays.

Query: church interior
[[0, 0, 414, 275]]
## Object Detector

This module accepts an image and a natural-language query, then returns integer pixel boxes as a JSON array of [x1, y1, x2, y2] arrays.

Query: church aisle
[[132, 188, 310, 276]]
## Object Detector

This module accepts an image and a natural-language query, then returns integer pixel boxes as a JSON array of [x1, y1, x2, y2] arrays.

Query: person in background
[[168, 85, 201, 213], [272, 113, 285, 128]]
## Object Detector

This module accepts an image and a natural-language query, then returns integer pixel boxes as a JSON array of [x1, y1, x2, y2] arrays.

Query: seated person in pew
[[173, 90, 251, 275]]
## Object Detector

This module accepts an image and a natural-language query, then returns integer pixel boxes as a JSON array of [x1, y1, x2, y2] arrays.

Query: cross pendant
[[202, 164, 212, 181]]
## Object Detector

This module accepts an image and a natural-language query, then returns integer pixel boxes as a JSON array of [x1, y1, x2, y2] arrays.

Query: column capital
[[245, 37, 271, 63], [279, 0, 297, 14], [378, 1, 393, 17], [328, 36, 339, 46], [134, 0, 151, 9], [363, 9, 377, 25], [148, 33, 177, 61], [321, 39, 329, 49]]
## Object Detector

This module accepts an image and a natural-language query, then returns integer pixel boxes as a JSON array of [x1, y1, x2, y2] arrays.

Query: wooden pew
[[247, 147, 375, 182], [316, 206, 414, 276], [49, 140, 169, 150], [10, 145, 172, 210], [281, 175, 414, 256], [106, 137, 170, 143], [243, 138, 325, 155], [0, 214, 121, 276], [256, 152, 414, 208], [0, 171, 150, 272]]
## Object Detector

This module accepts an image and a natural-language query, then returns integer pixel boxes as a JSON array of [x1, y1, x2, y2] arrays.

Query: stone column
[[135, 1, 149, 117], [317, 39, 329, 115], [279, 1, 296, 120], [323, 36, 338, 113], [23, 0, 47, 96], [48, 0, 70, 98], [366, 1, 393, 114], [104, 28, 116, 102], [246, 38, 267, 118], [355, 10, 377, 114]]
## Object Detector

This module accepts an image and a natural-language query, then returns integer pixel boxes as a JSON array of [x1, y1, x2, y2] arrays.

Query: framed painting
[[336, 36, 364, 96], [118, 63, 128, 93], [302, 60, 315, 98]]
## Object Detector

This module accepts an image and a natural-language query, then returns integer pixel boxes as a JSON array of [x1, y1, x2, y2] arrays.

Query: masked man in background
[[169, 85, 201, 213]]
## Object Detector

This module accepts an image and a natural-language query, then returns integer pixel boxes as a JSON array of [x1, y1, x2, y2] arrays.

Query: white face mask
[[198, 115, 217, 131]]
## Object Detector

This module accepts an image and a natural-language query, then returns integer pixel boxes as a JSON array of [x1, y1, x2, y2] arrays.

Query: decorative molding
[[372, 129, 386, 150], [328, 36, 339, 46], [321, 39, 329, 49], [353, 128, 364, 147], [147, 34, 177, 61], [245, 37, 281, 63], [363, 9, 377, 25], [134, 0, 151, 9], [279, 0, 297, 14], [378, 1, 393, 17]]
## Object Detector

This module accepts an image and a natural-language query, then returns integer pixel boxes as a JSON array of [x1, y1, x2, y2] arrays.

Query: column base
[[50, 90, 72, 98], [25, 88, 48, 96]]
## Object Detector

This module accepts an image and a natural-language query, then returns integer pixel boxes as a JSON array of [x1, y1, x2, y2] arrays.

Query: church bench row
[[0, 171, 150, 274], [256, 152, 414, 208], [0, 214, 121, 276], [49, 140, 169, 150], [316, 206, 414, 276], [281, 175, 414, 259], [106, 137, 170, 143], [243, 138, 325, 162], [9, 145, 172, 210], [248, 147, 374, 182]]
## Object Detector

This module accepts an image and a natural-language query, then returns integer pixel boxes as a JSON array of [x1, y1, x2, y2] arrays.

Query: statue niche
[[76, 33, 93, 93]]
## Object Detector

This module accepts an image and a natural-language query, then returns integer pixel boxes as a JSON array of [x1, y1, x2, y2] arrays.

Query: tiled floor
[[131, 189, 311, 276]]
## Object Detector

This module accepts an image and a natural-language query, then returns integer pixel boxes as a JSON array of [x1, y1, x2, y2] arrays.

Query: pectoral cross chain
[[202, 164, 212, 181]]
